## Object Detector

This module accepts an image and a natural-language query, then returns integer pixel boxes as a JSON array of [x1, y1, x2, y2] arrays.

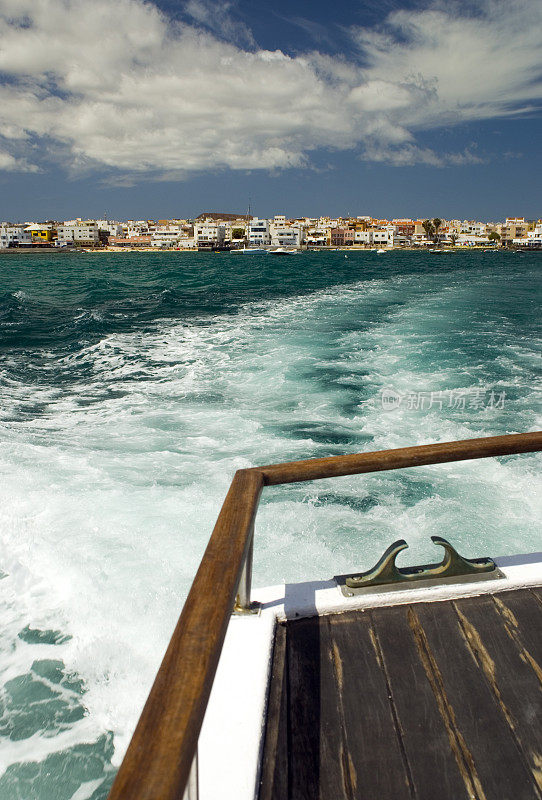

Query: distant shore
[[0, 245, 524, 255]]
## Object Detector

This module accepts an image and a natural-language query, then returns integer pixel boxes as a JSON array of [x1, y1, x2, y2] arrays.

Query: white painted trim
[[253, 552, 542, 621], [199, 611, 276, 800]]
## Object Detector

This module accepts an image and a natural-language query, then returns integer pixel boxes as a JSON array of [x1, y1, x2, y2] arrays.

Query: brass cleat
[[335, 536, 503, 596]]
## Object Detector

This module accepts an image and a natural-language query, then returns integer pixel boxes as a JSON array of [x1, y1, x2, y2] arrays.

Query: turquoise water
[[0, 249, 540, 797]]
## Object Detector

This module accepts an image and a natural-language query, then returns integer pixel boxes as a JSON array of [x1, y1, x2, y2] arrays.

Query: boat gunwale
[[107, 430, 542, 800]]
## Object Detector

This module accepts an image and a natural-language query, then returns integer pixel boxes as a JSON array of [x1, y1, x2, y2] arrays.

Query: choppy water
[[0, 249, 540, 798]]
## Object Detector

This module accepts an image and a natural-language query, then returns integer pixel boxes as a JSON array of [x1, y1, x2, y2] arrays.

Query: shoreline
[[0, 245, 519, 255]]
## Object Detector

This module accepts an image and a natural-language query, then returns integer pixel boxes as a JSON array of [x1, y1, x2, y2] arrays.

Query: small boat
[[108, 431, 542, 800], [269, 247, 298, 255], [241, 247, 268, 254], [376, 248, 386, 253]]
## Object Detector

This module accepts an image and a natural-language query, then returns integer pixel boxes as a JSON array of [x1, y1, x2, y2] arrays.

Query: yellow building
[[25, 224, 55, 243]]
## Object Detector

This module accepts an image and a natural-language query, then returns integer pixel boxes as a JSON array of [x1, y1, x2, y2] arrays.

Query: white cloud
[[361, 142, 484, 167], [0, 149, 39, 172], [0, 0, 540, 177], [183, 0, 255, 48], [351, 0, 542, 129]]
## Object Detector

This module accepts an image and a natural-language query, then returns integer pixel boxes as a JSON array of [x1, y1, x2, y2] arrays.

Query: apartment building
[[0, 224, 32, 248], [372, 227, 395, 247], [501, 217, 528, 246], [330, 227, 355, 247], [56, 220, 100, 246], [270, 222, 305, 248], [194, 221, 227, 248], [96, 220, 124, 238], [514, 221, 542, 247], [248, 218, 271, 246], [392, 220, 416, 238]]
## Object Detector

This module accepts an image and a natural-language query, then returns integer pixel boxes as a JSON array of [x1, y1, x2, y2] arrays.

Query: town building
[[330, 227, 355, 247], [501, 217, 528, 246], [109, 236, 153, 248], [0, 224, 32, 248], [96, 220, 124, 238], [248, 218, 271, 247], [270, 221, 305, 248], [25, 223, 55, 244], [193, 221, 228, 249], [56, 220, 100, 246], [513, 221, 542, 247]]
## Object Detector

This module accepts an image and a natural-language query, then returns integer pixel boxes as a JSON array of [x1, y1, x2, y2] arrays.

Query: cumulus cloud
[[0, 0, 540, 177], [351, 0, 542, 128]]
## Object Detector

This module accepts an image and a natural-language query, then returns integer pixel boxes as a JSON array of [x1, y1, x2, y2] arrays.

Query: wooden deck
[[259, 588, 542, 800]]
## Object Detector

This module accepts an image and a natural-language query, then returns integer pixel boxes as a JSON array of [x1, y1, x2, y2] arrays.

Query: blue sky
[[0, 0, 541, 221]]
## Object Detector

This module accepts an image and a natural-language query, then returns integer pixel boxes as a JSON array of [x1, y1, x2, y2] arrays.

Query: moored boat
[[269, 247, 298, 255]]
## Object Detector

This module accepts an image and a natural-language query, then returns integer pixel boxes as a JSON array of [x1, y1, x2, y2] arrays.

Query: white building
[[248, 218, 271, 246], [193, 221, 227, 248], [306, 229, 328, 246], [0, 224, 32, 248], [456, 234, 490, 246], [514, 223, 542, 247], [96, 220, 124, 237], [56, 221, 99, 245], [270, 222, 305, 248], [354, 227, 394, 247], [151, 228, 183, 248], [460, 221, 488, 237], [125, 221, 150, 237], [372, 227, 395, 247]]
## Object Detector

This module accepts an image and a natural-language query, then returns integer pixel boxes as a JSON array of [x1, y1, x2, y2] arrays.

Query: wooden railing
[[108, 431, 542, 800]]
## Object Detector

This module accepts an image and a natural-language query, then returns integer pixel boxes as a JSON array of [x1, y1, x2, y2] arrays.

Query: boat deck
[[259, 587, 542, 800]]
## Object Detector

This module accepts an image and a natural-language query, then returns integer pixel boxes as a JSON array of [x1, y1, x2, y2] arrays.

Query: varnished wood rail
[[108, 431, 542, 800]]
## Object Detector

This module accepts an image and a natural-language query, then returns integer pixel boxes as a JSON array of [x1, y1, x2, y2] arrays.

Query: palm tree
[[449, 234, 458, 247], [432, 218, 442, 243], [422, 219, 435, 243]]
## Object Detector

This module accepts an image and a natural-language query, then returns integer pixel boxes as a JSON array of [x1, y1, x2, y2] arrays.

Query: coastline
[[0, 245, 511, 255]]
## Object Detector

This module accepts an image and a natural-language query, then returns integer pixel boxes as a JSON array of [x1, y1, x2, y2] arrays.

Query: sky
[[0, 0, 541, 222]]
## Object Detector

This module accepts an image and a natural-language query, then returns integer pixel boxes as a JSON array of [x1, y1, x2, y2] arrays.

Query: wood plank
[[493, 589, 542, 672], [453, 594, 542, 793], [372, 604, 471, 800], [415, 601, 540, 800], [313, 616, 353, 800], [286, 615, 323, 800], [280, 611, 413, 800], [259, 622, 288, 800], [324, 611, 412, 799]]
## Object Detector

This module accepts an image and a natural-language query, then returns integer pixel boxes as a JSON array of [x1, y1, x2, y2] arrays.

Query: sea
[[0, 249, 540, 798]]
